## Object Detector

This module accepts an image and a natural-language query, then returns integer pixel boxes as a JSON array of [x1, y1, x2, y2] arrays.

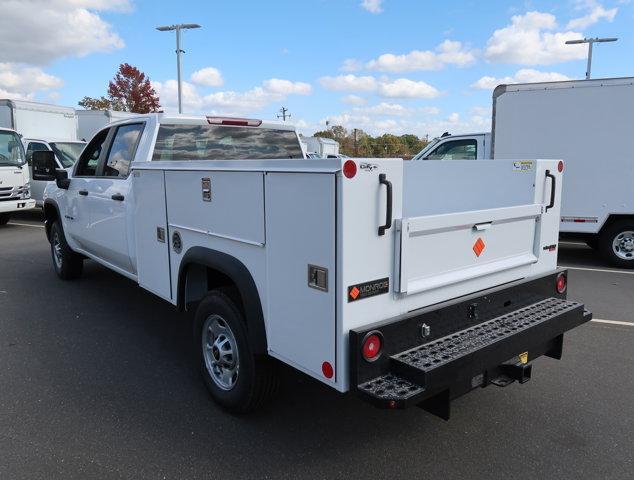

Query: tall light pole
[[156, 23, 201, 113], [565, 37, 617, 80]]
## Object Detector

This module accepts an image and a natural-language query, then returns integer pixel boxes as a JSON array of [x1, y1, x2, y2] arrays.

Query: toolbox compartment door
[[396, 203, 541, 295]]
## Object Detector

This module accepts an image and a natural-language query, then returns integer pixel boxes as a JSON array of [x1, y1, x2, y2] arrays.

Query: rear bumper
[[350, 270, 591, 419], [0, 198, 36, 213]]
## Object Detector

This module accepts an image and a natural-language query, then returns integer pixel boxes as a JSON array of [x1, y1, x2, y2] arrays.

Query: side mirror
[[32, 151, 57, 181], [55, 169, 70, 190]]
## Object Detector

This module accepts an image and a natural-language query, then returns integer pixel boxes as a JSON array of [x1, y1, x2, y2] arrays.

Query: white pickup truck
[[414, 77, 634, 268], [34, 113, 591, 417], [0, 127, 35, 225]]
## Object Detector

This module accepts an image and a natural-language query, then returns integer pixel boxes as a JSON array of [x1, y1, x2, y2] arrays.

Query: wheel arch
[[43, 200, 61, 241], [178, 246, 267, 354], [599, 214, 634, 233]]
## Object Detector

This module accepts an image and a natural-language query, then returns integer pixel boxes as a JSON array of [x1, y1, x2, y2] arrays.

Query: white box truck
[[0, 127, 35, 224], [32, 113, 590, 418], [0, 99, 78, 141], [413, 77, 634, 268], [76, 109, 140, 141], [304, 136, 339, 157]]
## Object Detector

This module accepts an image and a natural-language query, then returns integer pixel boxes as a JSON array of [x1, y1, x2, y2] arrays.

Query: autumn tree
[[78, 63, 160, 113]]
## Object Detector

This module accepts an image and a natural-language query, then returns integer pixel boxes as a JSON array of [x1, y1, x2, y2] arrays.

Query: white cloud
[[471, 68, 571, 89], [361, 0, 383, 14], [421, 106, 441, 115], [484, 11, 587, 65], [470, 105, 490, 116], [0, 0, 127, 65], [319, 74, 378, 92], [354, 102, 411, 116], [0, 63, 64, 99], [567, 5, 617, 29], [191, 67, 224, 87], [377, 78, 439, 99], [154, 78, 312, 114], [341, 58, 363, 72], [320, 75, 440, 99], [341, 95, 367, 106], [366, 40, 477, 72]]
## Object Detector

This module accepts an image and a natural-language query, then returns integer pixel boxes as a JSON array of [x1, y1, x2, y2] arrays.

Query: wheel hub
[[202, 314, 239, 391], [613, 230, 634, 260]]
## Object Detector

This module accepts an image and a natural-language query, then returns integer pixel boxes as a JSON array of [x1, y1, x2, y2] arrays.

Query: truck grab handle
[[545, 170, 556, 212], [378, 173, 393, 236]]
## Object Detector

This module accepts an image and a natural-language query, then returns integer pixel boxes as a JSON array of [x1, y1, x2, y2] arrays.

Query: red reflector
[[322, 361, 334, 379], [362, 332, 382, 361], [343, 160, 357, 178], [206, 116, 262, 127], [558, 160, 564, 173], [573, 219, 586, 223], [556, 273, 567, 294]]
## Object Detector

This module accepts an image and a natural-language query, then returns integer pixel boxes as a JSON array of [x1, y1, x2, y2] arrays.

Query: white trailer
[[304, 136, 339, 157], [33, 114, 590, 418], [76, 109, 140, 141], [0, 100, 78, 141], [413, 77, 634, 268]]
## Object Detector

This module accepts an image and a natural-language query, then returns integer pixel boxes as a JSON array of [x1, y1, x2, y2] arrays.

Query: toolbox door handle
[[545, 170, 556, 212], [473, 222, 492, 231], [378, 173, 393, 236]]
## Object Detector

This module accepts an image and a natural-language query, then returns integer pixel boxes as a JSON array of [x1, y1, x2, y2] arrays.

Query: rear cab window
[[152, 124, 304, 161]]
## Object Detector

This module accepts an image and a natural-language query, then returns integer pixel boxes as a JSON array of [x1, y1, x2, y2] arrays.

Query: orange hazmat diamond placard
[[349, 286, 360, 300], [473, 237, 485, 257]]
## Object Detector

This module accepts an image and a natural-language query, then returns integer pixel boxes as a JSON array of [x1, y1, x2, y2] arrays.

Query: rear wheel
[[50, 221, 83, 279], [0, 213, 10, 226], [599, 221, 634, 269], [194, 291, 278, 413]]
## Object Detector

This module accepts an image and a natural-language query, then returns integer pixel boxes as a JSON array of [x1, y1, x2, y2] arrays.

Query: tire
[[50, 221, 84, 279], [0, 213, 10, 226], [599, 221, 634, 269], [194, 290, 279, 413]]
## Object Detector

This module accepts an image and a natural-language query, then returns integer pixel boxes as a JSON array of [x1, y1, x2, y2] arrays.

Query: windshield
[[411, 138, 441, 161], [49, 142, 86, 168], [0, 131, 26, 167], [152, 124, 304, 161]]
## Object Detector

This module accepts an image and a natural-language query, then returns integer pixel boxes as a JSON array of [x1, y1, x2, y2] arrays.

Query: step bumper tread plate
[[358, 297, 589, 408]]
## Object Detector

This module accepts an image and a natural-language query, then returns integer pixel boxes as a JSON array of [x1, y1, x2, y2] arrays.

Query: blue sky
[[1, 0, 633, 137]]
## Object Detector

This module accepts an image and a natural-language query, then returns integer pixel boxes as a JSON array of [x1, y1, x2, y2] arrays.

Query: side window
[[26, 142, 48, 165], [75, 129, 109, 176], [103, 123, 144, 178], [426, 140, 477, 160]]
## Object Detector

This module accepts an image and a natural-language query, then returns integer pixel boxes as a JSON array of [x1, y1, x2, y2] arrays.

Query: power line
[[277, 107, 291, 121]]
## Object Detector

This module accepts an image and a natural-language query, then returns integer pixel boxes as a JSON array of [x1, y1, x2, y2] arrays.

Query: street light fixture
[[565, 37, 617, 80], [156, 23, 202, 113]]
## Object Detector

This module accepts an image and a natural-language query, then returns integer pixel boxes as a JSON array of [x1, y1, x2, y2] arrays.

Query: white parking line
[[591, 319, 634, 327], [7, 222, 45, 229], [559, 265, 634, 276]]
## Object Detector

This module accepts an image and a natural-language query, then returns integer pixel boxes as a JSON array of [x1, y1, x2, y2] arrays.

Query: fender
[[43, 199, 61, 241], [178, 246, 267, 354]]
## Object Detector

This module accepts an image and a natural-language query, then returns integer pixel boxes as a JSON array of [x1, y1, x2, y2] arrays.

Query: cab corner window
[[104, 123, 144, 178], [426, 139, 477, 160], [76, 129, 109, 176]]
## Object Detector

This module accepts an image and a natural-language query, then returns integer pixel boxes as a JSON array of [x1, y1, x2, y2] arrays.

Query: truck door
[[25, 141, 50, 205], [83, 122, 145, 273]]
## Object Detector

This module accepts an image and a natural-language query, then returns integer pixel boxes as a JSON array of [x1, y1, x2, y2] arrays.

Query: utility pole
[[277, 107, 291, 121], [565, 37, 617, 80], [156, 23, 202, 113], [353, 128, 358, 156]]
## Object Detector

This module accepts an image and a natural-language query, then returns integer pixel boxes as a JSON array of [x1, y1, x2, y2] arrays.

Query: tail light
[[558, 160, 564, 173], [556, 272, 567, 294], [343, 160, 357, 178], [362, 331, 383, 361]]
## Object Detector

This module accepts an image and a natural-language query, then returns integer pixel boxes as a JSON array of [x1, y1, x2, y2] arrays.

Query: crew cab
[[34, 114, 591, 417], [0, 127, 35, 225]]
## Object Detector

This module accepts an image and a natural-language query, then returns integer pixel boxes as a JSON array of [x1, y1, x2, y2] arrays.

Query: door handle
[[78, 190, 88, 196], [545, 170, 556, 212], [378, 173, 393, 236], [111, 193, 125, 201]]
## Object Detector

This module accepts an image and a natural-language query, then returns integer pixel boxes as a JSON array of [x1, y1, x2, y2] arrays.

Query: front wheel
[[599, 221, 634, 269], [0, 213, 10, 226], [194, 291, 279, 413], [50, 221, 84, 279]]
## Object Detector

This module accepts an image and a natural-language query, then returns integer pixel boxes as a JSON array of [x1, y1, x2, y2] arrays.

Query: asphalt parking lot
[[1, 211, 632, 480]]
